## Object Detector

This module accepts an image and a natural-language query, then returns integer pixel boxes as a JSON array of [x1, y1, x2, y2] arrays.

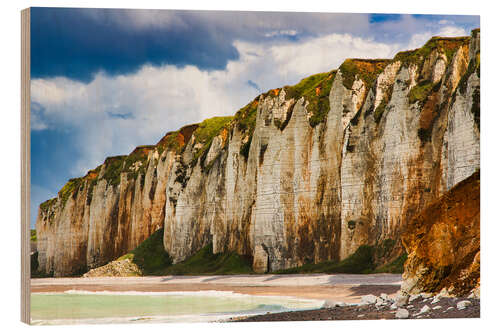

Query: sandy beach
[[31, 274, 402, 303]]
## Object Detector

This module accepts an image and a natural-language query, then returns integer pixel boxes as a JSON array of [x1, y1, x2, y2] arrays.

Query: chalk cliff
[[36, 30, 480, 277]]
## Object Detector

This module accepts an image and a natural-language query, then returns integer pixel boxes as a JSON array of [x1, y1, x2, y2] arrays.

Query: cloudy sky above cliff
[[29, 8, 479, 226]]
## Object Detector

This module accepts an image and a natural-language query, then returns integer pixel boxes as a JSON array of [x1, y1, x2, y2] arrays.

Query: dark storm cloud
[[30, 8, 374, 83]]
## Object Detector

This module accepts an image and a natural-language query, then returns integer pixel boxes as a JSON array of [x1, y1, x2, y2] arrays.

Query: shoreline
[[30, 274, 480, 322], [31, 273, 402, 303]]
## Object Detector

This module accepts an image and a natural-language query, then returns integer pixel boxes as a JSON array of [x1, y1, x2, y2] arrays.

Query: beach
[[31, 274, 402, 304], [31, 274, 480, 324]]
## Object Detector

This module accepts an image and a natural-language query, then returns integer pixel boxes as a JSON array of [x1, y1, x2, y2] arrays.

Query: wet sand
[[31, 274, 402, 303]]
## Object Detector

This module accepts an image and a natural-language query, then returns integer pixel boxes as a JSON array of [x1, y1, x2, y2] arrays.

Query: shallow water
[[31, 290, 323, 324]]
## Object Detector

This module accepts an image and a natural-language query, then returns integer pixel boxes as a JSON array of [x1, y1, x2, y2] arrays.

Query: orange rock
[[401, 171, 480, 296]]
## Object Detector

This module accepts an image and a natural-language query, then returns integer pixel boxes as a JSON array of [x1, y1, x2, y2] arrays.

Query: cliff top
[[394, 36, 470, 66], [339, 59, 391, 90]]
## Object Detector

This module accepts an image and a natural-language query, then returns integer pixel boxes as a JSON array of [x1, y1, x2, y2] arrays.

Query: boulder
[[395, 308, 410, 319], [361, 294, 378, 305], [418, 305, 431, 315], [409, 294, 421, 303], [457, 300, 472, 310], [395, 294, 409, 306], [430, 295, 441, 304]]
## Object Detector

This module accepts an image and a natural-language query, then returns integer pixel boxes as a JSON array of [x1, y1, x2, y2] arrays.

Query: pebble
[[380, 293, 389, 301], [390, 303, 398, 310], [395, 308, 410, 319], [361, 294, 378, 305], [431, 296, 441, 304], [418, 305, 431, 315], [407, 305, 414, 309], [457, 300, 472, 310], [357, 314, 365, 318], [433, 306, 442, 310], [409, 294, 421, 302], [395, 294, 409, 306]]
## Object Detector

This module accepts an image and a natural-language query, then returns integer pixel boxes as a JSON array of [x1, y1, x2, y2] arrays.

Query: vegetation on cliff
[[191, 116, 233, 167], [39, 198, 57, 214], [112, 232, 253, 276], [408, 80, 439, 105], [118, 228, 172, 275], [234, 99, 259, 160], [164, 243, 254, 275], [283, 70, 337, 127], [394, 36, 470, 68], [275, 241, 406, 275], [339, 59, 390, 90], [59, 177, 84, 206]]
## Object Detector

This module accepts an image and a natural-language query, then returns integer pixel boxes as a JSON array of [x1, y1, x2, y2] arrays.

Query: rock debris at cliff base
[[233, 294, 479, 322]]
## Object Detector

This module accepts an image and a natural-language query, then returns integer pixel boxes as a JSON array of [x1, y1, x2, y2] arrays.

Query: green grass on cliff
[[102, 155, 127, 187], [118, 232, 253, 276], [283, 70, 336, 127], [394, 36, 470, 68], [234, 99, 259, 134], [123, 146, 154, 181], [163, 243, 254, 275], [338, 59, 389, 90], [40, 198, 57, 214], [284, 72, 331, 100], [275, 242, 406, 275], [30, 229, 37, 242], [157, 131, 183, 156], [234, 99, 259, 160], [118, 228, 172, 275], [191, 116, 233, 167], [275, 245, 376, 274], [408, 80, 436, 104], [59, 177, 84, 207], [373, 253, 407, 274]]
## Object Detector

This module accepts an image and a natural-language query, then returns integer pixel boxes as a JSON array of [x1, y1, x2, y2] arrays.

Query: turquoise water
[[31, 291, 322, 324]]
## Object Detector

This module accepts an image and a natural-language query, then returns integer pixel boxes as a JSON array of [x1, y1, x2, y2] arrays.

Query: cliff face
[[36, 30, 480, 276], [401, 171, 480, 296]]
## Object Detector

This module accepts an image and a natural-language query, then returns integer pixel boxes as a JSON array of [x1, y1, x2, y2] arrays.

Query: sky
[[29, 8, 479, 227]]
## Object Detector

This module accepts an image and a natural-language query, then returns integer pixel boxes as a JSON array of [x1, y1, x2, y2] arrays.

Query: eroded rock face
[[36, 145, 175, 276], [401, 171, 480, 296], [36, 31, 480, 276]]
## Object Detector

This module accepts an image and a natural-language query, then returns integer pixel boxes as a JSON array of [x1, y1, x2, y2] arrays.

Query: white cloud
[[268, 34, 401, 78], [31, 26, 468, 177], [438, 26, 467, 37], [407, 25, 468, 49]]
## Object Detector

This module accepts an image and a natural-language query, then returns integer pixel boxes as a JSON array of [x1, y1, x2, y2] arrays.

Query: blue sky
[[30, 8, 479, 227]]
